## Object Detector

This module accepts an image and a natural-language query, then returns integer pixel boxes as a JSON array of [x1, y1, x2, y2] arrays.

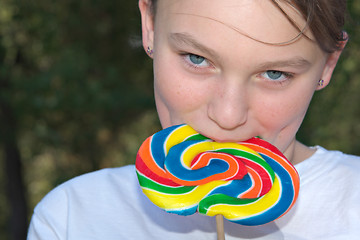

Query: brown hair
[[146, 0, 347, 53], [281, 0, 347, 53]]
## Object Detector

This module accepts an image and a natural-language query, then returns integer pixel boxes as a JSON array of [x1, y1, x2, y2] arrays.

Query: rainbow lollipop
[[136, 124, 299, 226]]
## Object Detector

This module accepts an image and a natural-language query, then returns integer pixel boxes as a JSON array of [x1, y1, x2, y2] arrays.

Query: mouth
[[193, 127, 259, 144]]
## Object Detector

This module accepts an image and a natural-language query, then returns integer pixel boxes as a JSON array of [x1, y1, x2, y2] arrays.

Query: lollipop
[[135, 124, 299, 226]]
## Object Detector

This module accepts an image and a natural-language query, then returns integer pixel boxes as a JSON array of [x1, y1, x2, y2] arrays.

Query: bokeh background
[[0, 0, 359, 239]]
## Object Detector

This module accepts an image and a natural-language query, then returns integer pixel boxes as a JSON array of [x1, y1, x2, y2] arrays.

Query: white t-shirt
[[27, 146, 360, 240]]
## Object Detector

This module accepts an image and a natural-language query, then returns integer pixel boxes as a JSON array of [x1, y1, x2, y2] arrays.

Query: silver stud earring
[[147, 46, 154, 57], [318, 79, 324, 87]]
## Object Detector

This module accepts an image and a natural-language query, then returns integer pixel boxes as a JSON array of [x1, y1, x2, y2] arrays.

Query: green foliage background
[[0, 0, 359, 239]]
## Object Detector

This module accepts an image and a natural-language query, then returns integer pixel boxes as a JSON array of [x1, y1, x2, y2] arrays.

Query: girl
[[28, 0, 360, 239]]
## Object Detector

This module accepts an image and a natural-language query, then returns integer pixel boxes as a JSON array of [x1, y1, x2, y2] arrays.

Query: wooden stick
[[216, 215, 225, 240]]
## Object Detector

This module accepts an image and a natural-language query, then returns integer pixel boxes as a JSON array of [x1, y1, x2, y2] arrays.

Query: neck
[[284, 140, 316, 165]]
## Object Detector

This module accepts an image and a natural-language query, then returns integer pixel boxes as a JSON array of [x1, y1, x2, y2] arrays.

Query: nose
[[208, 78, 248, 130]]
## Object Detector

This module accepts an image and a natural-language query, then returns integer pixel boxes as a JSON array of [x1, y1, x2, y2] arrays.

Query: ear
[[139, 0, 155, 57], [317, 35, 348, 90]]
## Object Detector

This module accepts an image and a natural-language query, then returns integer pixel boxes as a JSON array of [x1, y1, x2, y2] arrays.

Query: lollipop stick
[[216, 215, 225, 240]]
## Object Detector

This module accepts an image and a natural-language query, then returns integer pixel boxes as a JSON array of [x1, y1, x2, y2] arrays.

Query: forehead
[[156, 0, 312, 45]]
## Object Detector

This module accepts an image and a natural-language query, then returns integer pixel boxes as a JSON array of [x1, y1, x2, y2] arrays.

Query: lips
[[190, 125, 258, 143]]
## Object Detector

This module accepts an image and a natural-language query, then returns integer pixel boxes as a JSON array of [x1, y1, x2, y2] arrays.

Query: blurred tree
[[0, 47, 28, 240], [1, 1, 29, 239], [0, 0, 157, 238]]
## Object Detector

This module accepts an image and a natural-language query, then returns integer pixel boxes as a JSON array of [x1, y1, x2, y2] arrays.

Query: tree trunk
[[0, 82, 28, 240]]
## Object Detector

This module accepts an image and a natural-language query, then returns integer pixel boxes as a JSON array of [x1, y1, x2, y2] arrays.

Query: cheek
[[153, 61, 211, 125], [254, 85, 315, 136], [154, 75, 198, 111]]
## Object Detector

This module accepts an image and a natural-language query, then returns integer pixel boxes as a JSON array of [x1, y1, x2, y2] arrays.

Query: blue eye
[[189, 54, 206, 65], [184, 54, 211, 68], [265, 71, 283, 80], [181, 53, 214, 73], [262, 70, 290, 81]]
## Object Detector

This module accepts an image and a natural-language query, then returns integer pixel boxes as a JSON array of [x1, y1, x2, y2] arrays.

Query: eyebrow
[[169, 32, 220, 60], [169, 32, 311, 70], [256, 58, 311, 70]]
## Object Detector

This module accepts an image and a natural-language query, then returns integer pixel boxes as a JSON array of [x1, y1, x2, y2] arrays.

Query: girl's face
[[139, 0, 343, 163]]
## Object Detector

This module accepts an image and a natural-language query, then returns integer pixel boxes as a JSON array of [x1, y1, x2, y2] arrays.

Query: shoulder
[[298, 146, 360, 172], [296, 146, 360, 192], [297, 146, 360, 194], [315, 146, 360, 168], [63, 164, 136, 187], [35, 164, 137, 210], [28, 165, 139, 239]]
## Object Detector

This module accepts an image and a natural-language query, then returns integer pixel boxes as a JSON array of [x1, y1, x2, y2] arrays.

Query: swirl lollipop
[[135, 124, 299, 226]]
